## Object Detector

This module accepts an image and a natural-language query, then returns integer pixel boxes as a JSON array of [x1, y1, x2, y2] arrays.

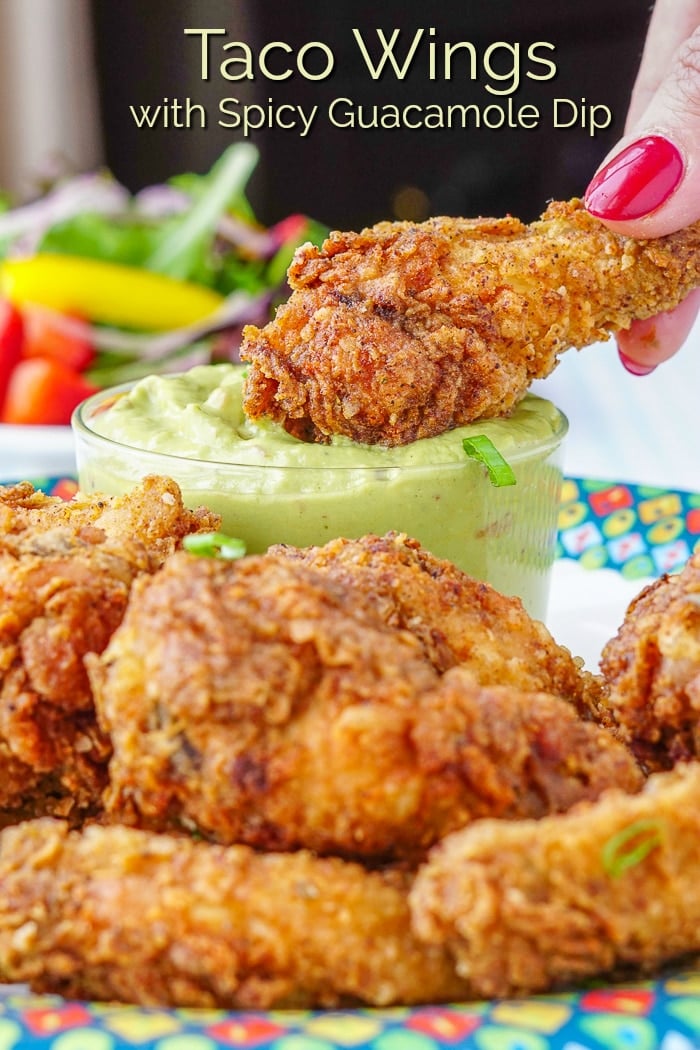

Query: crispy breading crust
[[91, 541, 641, 860], [271, 532, 606, 721], [241, 199, 700, 445], [0, 819, 470, 1009], [0, 475, 218, 558], [0, 476, 220, 820], [601, 552, 700, 771], [410, 762, 700, 999]]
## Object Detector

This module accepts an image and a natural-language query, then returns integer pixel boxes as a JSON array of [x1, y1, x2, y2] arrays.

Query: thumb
[[584, 25, 700, 238]]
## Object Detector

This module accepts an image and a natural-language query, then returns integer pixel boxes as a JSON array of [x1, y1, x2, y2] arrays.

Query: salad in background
[[0, 143, 326, 425]]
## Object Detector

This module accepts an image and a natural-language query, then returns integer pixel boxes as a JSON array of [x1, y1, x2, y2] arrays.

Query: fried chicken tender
[[410, 761, 700, 999], [0, 475, 219, 821], [91, 542, 641, 861], [0, 818, 470, 1008], [272, 532, 605, 721], [601, 552, 700, 772], [241, 199, 700, 445]]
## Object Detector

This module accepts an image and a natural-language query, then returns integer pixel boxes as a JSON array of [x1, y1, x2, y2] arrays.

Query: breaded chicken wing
[[0, 818, 470, 1008], [91, 543, 641, 861], [272, 532, 605, 721], [410, 762, 700, 999], [0, 475, 219, 821], [241, 199, 700, 445], [601, 551, 700, 772]]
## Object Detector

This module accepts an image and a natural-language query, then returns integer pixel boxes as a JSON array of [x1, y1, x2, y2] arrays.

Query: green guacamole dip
[[74, 364, 567, 618]]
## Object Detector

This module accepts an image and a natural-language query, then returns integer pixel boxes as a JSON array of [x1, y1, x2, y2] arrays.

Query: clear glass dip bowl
[[72, 365, 568, 619]]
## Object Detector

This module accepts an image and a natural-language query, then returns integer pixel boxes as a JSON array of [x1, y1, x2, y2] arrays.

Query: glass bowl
[[72, 366, 568, 619]]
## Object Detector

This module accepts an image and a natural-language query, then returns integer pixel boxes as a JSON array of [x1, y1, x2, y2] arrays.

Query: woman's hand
[[584, 0, 700, 373]]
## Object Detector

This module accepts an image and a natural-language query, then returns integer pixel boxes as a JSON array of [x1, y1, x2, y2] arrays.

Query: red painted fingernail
[[618, 349, 656, 376], [584, 136, 683, 220]]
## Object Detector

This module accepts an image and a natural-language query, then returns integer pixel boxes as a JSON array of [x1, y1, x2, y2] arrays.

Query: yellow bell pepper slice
[[0, 254, 224, 331]]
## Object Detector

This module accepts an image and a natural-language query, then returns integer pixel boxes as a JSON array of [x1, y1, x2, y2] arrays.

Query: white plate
[[546, 558, 652, 671], [0, 424, 76, 479]]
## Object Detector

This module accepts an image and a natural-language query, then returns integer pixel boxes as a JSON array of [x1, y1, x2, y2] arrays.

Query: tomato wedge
[[2, 357, 98, 425], [22, 309, 95, 372], [0, 300, 24, 414]]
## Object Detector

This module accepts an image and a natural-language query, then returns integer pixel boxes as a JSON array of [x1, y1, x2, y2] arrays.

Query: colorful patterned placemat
[[18, 476, 79, 502], [0, 971, 699, 1050], [557, 477, 700, 579]]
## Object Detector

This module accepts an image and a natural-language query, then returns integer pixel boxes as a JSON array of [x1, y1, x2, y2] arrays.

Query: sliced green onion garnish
[[183, 531, 247, 560], [601, 818, 664, 879], [462, 435, 516, 487]]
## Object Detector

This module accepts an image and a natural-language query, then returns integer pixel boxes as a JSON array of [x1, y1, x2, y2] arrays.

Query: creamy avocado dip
[[74, 364, 567, 617]]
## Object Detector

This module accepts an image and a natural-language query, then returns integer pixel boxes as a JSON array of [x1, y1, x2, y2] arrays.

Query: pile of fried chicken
[[2, 199, 700, 1010], [1, 474, 700, 1010]]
